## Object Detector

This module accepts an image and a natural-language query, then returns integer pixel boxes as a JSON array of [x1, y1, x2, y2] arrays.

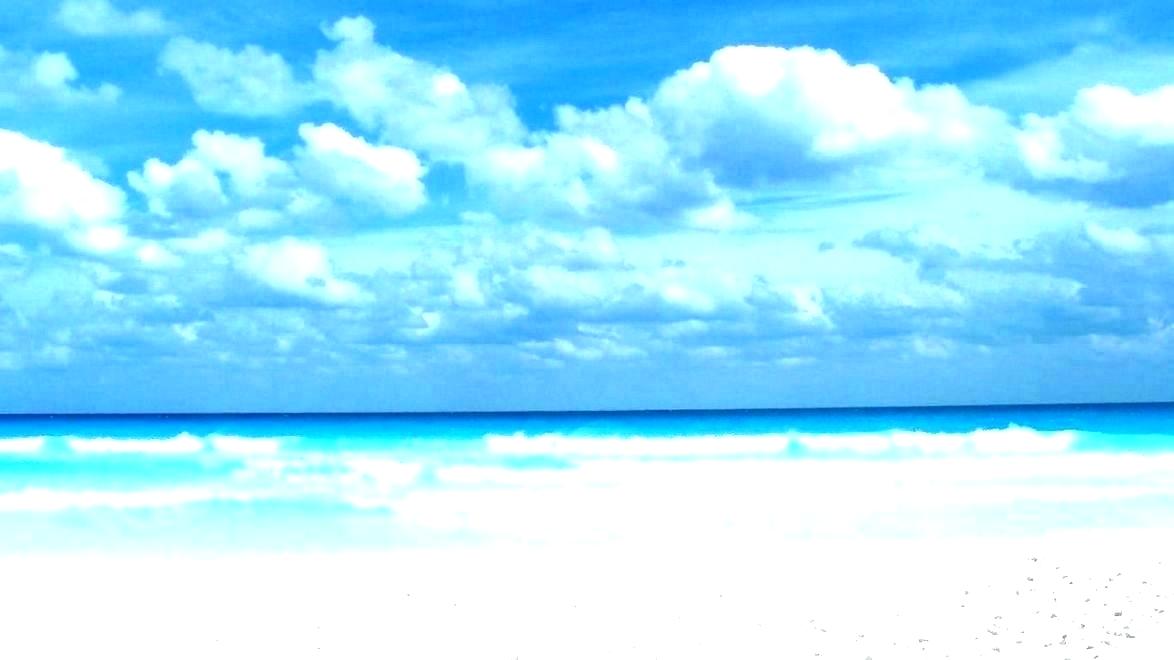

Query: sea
[[3, 402, 1174, 554]]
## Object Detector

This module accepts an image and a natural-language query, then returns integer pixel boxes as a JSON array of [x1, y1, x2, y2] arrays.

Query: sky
[[1, 0, 1173, 412]]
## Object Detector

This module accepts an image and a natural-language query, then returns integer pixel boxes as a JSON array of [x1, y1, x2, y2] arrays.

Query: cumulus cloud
[[1014, 84, 1174, 206], [649, 45, 1011, 187], [1068, 84, 1174, 144], [295, 122, 426, 216], [0, 257, 189, 373], [238, 237, 370, 306], [313, 16, 526, 161], [965, 44, 1174, 117], [0, 46, 120, 106], [128, 129, 292, 220], [462, 44, 1013, 228], [0, 128, 128, 253], [470, 99, 743, 229], [854, 227, 964, 282], [160, 16, 524, 157], [154, 17, 1174, 222], [151, 16, 1028, 229], [519, 335, 647, 362], [346, 223, 836, 366], [159, 37, 312, 116], [56, 0, 170, 37], [845, 217, 1174, 350], [157, 17, 740, 229], [9, 15, 1174, 397], [128, 126, 427, 232]]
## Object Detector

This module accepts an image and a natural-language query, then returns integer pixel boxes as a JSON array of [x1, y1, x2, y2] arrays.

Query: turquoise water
[[3, 403, 1174, 552]]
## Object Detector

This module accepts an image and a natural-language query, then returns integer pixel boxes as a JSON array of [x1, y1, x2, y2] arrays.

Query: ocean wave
[[3, 451, 1173, 526], [0, 432, 293, 456], [0, 437, 45, 454], [0, 458, 422, 513], [0, 444, 425, 512], [0, 486, 229, 512], [484, 425, 1077, 459], [795, 426, 1077, 455], [208, 435, 285, 456], [67, 433, 207, 455], [485, 432, 793, 457]]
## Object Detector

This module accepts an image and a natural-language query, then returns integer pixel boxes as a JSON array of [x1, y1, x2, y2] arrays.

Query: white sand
[[1, 530, 1171, 659]]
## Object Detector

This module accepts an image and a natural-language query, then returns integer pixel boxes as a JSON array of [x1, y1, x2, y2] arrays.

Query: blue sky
[[1, 0, 1174, 412]]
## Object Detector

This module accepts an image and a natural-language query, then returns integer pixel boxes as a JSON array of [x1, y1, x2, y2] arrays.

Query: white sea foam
[[410, 451, 1174, 543], [60, 433, 292, 456], [222, 453, 424, 512], [0, 487, 225, 512], [209, 435, 285, 455], [486, 431, 792, 457], [67, 432, 206, 455], [0, 437, 45, 454], [343, 457, 424, 486], [3, 424, 1166, 545], [487, 426, 1077, 459], [797, 426, 1077, 455]]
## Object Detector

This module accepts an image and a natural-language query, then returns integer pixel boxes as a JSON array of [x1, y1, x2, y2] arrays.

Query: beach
[[2, 531, 1171, 659], [4, 409, 1174, 657]]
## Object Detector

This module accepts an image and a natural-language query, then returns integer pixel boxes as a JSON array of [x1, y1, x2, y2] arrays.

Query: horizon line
[[2, 398, 1172, 418]]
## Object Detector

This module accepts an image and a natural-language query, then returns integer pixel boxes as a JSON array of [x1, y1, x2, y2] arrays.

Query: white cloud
[[56, 0, 170, 37], [373, 223, 839, 361], [459, 43, 1013, 229], [129, 126, 426, 229], [519, 335, 646, 362], [843, 210, 1174, 352], [189, 130, 293, 197], [128, 129, 292, 218], [70, 224, 129, 253], [0, 130, 124, 226], [965, 44, 1174, 116], [135, 241, 182, 268], [166, 227, 235, 254], [159, 37, 312, 116], [128, 152, 228, 218], [0, 46, 120, 106], [159, 14, 520, 157], [1014, 84, 1174, 205], [295, 123, 426, 216], [151, 20, 1174, 223], [1069, 84, 1174, 144], [1015, 114, 1111, 182], [150, 18, 1021, 229], [8, 21, 1174, 385], [0, 128, 128, 253], [1084, 222, 1150, 254], [520, 226, 623, 269], [471, 99, 742, 229], [649, 45, 1010, 187], [320, 15, 376, 43], [312, 16, 526, 161], [238, 237, 370, 306]]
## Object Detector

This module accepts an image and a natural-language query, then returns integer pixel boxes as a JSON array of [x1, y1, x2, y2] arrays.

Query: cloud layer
[[3, 10, 1174, 409]]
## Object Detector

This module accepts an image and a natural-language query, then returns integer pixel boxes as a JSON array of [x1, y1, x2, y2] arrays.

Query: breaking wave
[[485, 425, 1078, 459], [0, 432, 292, 456], [0, 437, 45, 454]]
